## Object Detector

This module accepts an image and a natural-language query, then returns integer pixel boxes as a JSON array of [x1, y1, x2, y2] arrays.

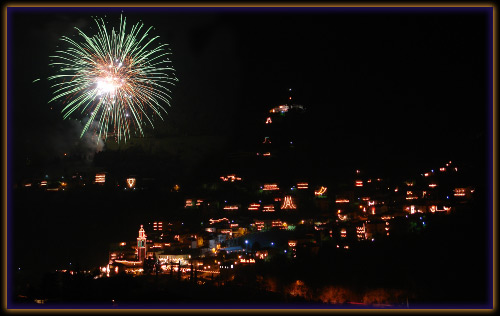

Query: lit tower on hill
[[137, 225, 147, 262], [269, 88, 304, 114]]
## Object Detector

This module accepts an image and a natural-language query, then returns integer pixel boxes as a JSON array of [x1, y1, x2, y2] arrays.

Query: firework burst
[[48, 15, 177, 143]]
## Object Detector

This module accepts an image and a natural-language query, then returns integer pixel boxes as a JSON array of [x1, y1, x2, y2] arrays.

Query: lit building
[[209, 218, 230, 225], [335, 199, 350, 203], [157, 254, 191, 266], [356, 225, 366, 240], [403, 205, 426, 214], [269, 104, 289, 113], [272, 220, 283, 228], [263, 184, 279, 191], [108, 242, 136, 264], [153, 222, 163, 231], [248, 203, 260, 210], [454, 187, 474, 199], [95, 173, 106, 184], [126, 177, 136, 188], [137, 225, 147, 263], [288, 240, 297, 258], [297, 182, 308, 189], [340, 228, 347, 238], [263, 205, 275, 212], [220, 174, 242, 182], [254, 221, 265, 231], [406, 190, 418, 200], [269, 103, 305, 114], [281, 196, 296, 209], [314, 186, 327, 197]]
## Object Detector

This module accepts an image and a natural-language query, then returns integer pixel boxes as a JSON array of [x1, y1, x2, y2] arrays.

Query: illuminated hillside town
[[9, 6, 491, 309], [12, 97, 484, 307]]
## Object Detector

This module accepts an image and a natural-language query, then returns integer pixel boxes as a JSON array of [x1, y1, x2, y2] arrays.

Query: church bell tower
[[137, 225, 147, 262]]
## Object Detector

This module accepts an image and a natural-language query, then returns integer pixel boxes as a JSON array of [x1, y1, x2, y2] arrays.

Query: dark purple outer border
[[6, 5, 494, 310], [7, 4, 13, 309], [487, 4, 494, 310]]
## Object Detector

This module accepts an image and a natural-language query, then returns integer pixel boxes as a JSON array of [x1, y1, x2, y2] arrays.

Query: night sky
[[8, 6, 492, 297], [10, 7, 490, 182]]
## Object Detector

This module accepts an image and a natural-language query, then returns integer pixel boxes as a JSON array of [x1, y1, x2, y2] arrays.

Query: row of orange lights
[[220, 174, 242, 182]]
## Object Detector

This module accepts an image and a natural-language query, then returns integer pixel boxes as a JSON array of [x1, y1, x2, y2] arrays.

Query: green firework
[[48, 15, 177, 143]]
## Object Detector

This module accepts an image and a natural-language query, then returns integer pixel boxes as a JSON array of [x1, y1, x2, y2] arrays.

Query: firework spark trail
[[48, 15, 177, 143]]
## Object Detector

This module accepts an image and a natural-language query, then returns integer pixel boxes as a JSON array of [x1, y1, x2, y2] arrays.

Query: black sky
[[10, 6, 491, 180], [7, 5, 493, 288]]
